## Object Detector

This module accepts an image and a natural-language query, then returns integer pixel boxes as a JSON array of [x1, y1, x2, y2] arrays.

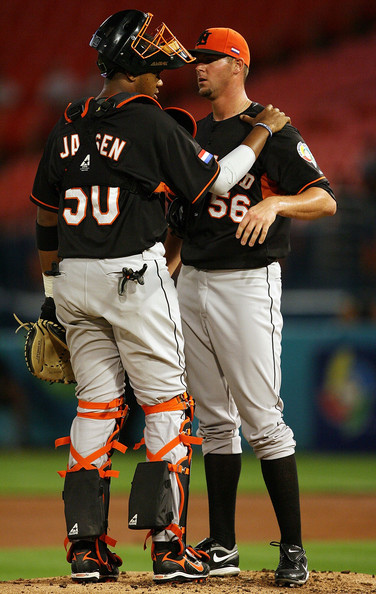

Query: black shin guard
[[63, 468, 108, 540], [128, 460, 174, 530], [134, 393, 196, 544]]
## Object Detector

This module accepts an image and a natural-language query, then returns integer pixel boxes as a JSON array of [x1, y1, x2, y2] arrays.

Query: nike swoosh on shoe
[[212, 551, 237, 563]]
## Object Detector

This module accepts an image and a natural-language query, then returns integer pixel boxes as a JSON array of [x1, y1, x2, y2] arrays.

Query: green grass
[[1, 541, 375, 581], [1, 449, 375, 581], [1, 449, 376, 496]]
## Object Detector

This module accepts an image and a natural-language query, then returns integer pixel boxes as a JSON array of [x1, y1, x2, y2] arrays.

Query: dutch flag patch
[[198, 149, 213, 164]]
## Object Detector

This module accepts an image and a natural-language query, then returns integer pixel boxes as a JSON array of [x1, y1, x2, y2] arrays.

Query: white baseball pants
[[177, 262, 296, 460]]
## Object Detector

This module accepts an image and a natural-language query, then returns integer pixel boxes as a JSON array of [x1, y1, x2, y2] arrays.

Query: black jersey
[[30, 93, 219, 259], [181, 102, 335, 270]]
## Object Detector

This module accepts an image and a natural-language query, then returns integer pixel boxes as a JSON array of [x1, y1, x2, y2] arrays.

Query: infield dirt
[[1, 493, 375, 592]]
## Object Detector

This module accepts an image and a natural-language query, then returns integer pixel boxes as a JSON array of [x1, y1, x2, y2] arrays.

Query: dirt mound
[[2, 493, 375, 592], [1, 570, 375, 593]]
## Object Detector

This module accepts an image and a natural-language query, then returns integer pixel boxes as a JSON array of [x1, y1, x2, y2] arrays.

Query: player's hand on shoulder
[[242, 104, 291, 134]]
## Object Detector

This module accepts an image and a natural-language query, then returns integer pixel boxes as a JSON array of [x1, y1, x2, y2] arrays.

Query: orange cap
[[190, 28, 250, 68]]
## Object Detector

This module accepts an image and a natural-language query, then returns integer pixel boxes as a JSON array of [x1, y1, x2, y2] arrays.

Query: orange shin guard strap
[[146, 435, 181, 462], [133, 437, 145, 450], [55, 438, 126, 478], [142, 393, 189, 416], [55, 396, 128, 476], [144, 524, 184, 553], [100, 533, 117, 548], [77, 398, 128, 420]]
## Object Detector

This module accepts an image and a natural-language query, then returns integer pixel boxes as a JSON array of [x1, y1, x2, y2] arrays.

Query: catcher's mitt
[[14, 304, 75, 384]]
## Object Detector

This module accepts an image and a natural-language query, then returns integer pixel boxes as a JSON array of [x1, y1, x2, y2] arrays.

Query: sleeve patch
[[198, 149, 214, 164], [297, 142, 318, 168]]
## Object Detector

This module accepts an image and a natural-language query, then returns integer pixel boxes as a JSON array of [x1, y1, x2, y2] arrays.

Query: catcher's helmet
[[90, 10, 194, 76]]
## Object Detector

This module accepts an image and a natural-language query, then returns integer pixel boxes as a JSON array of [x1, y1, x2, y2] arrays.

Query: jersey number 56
[[208, 173, 254, 223]]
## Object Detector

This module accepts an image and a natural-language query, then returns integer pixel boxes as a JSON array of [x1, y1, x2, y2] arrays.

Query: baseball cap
[[189, 28, 250, 68]]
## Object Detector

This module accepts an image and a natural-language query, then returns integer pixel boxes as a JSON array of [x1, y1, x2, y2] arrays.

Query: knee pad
[[63, 468, 109, 540]]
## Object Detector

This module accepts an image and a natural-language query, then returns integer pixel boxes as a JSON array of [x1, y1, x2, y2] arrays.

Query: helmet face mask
[[90, 10, 194, 76]]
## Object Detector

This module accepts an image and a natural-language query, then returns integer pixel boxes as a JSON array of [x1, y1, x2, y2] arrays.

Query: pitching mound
[[1, 570, 375, 593]]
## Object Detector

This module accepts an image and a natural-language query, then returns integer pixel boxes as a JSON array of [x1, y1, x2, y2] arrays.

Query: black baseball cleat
[[195, 537, 240, 576], [67, 538, 122, 582], [272, 541, 309, 587], [152, 540, 210, 583]]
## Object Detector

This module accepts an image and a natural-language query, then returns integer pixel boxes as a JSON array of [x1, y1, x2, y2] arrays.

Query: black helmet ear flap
[[96, 56, 116, 78]]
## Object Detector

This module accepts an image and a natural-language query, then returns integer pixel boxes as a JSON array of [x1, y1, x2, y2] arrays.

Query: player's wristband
[[254, 122, 273, 137], [42, 273, 54, 298]]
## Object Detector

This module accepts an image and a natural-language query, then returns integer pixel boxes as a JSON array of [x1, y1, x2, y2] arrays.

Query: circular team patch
[[297, 142, 317, 168]]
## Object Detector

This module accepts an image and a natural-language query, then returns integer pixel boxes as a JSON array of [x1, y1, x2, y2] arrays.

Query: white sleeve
[[210, 144, 256, 197]]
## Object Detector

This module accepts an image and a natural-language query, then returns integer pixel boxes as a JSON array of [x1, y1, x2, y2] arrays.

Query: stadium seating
[[1, 1, 376, 187]]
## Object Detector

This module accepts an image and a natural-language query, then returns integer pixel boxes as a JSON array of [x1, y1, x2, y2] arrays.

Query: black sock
[[204, 453, 241, 550], [261, 454, 302, 547]]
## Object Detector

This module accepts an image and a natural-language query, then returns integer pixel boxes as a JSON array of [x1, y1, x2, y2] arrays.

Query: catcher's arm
[[13, 206, 75, 384], [37, 207, 60, 296]]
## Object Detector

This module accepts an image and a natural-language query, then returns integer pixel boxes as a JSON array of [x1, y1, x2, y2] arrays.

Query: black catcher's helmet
[[90, 10, 194, 77]]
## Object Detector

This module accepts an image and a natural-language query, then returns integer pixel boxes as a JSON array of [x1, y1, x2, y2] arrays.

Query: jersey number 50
[[63, 187, 120, 226]]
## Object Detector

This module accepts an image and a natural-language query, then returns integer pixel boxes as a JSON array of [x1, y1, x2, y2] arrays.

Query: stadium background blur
[[1, 0, 376, 453]]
